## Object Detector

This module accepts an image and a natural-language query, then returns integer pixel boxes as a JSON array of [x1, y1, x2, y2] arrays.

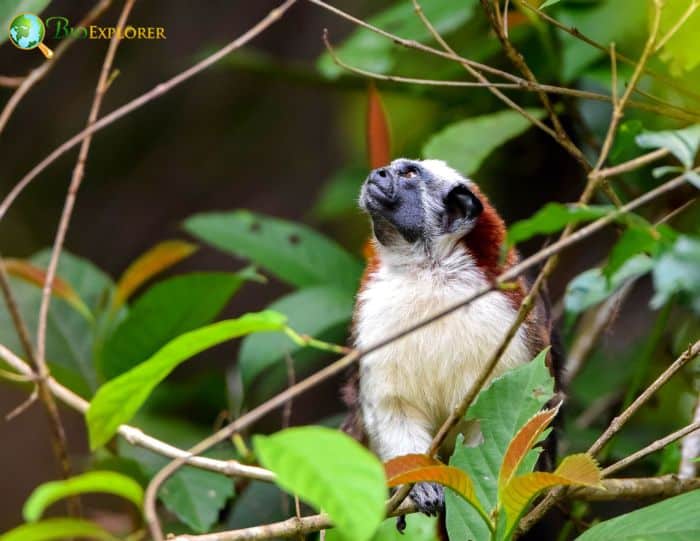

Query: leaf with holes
[[23, 471, 143, 522], [501, 454, 601, 538], [87, 310, 287, 449], [423, 109, 546, 176], [184, 210, 363, 290], [254, 427, 386, 541], [111, 240, 197, 310]]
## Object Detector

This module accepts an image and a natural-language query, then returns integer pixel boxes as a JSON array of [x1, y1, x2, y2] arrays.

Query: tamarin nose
[[368, 167, 397, 204]]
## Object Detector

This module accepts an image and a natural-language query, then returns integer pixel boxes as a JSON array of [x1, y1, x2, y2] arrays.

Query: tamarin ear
[[443, 185, 483, 233]]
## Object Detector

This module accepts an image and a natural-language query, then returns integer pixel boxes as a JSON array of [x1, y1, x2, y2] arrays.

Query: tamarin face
[[359, 158, 483, 252]]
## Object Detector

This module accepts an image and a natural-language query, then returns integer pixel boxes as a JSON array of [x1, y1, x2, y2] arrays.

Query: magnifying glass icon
[[8, 13, 54, 59]]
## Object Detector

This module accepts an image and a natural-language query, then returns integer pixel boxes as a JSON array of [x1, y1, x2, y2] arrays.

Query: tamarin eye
[[402, 166, 419, 179]]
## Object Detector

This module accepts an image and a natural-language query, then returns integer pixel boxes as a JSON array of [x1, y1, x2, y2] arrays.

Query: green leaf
[[312, 166, 367, 220], [100, 272, 247, 379], [575, 489, 700, 540], [0, 0, 52, 44], [540, 0, 561, 7], [558, 1, 647, 82], [0, 518, 116, 541], [565, 255, 654, 315], [317, 0, 476, 78], [87, 310, 287, 449], [507, 203, 612, 247], [239, 285, 354, 394], [657, 0, 700, 75], [184, 210, 363, 290], [636, 124, 700, 169], [446, 351, 554, 541], [23, 471, 143, 522], [254, 427, 386, 541], [602, 224, 674, 281], [0, 250, 113, 395], [651, 235, 700, 311], [422, 109, 546, 176]]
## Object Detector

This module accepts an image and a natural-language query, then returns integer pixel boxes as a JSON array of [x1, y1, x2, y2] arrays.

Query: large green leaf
[[446, 351, 554, 541], [0, 518, 116, 541], [575, 489, 700, 541], [117, 415, 234, 533], [317, 0, 476, 78], [422, 109, 546, 176], [100, 272, 247, 379], [254, 426, 386, 541], [369, 515, 438, 541], [87, 310, 287, 449], [0, 0, 52, 44], [507, 203, 613, 248], [239, 285, 354, 395], [657, 0, 700, 75], [0, 250, 113, 395], [23, 471, 143, 522], [184, 210, 363, 290]]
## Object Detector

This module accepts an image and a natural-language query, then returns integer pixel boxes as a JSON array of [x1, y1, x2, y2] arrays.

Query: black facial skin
[[362, 160, 425, 244], [360, 159, 483, 246]]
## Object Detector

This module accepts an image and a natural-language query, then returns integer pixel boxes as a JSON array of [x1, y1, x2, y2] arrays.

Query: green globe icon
[[8, 13, 53, 58]]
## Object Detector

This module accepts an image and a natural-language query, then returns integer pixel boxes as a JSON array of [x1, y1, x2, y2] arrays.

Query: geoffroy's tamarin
[[342, 159, 559, 517]]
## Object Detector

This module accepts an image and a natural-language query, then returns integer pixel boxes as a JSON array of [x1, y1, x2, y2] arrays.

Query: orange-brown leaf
[[112, 240, 197, 309], [367, 82, 391, 169], [3, 259, 91, 319], [500, 453, 601, 536], [499, 406, 560, 490], [384, 454, 442, 481], [388, 465, 482, 512]]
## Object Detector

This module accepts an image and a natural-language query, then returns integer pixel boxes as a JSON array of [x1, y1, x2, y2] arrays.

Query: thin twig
[[36, 0, 135, 404], [0, 0, 298, 222], [0, 343, 275, 482], [594, 148, 671, 180], [679, 398, 700, 478], [0, 75, 24, 88], [654, 0, 699, 53], [0, 0, 113, 135], [604, 420, 700, 476]]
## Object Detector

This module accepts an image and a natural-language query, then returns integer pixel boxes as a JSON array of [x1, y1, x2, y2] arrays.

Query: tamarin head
[[360, 158, 507, 271]]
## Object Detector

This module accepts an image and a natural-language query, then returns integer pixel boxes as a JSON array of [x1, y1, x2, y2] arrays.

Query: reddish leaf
[[499, 406, 560, 490], [112, 240, 197, 309], [3, 258, 91, 319], [367, 82, 391, 168], [500, 453, 601, 536], [384, 454, 442, 481]]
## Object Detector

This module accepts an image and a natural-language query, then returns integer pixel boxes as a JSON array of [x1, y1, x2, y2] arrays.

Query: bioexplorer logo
[[8, 13, 166, 58]]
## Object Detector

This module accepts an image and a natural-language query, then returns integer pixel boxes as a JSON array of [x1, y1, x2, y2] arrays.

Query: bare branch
[[0, 343, 275, 482], [0, 0, 113, 135], [0, 0, 298, 222]]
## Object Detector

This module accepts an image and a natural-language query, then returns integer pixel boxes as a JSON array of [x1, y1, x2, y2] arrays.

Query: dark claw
[[396, 515, 406, 533], [409, 482, 445, 516]]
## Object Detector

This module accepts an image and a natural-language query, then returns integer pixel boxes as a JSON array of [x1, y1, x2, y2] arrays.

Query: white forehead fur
[[413, 159, 472, 186]]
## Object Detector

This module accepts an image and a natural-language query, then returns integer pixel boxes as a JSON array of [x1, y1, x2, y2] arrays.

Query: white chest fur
[[355, 255, 532, 459]]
